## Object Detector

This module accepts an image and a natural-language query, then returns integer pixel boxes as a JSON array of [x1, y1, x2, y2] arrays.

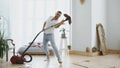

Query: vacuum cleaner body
[[7, 39, 32, 64], [10, 53, 32, 64], [10, 56, 25, 64]]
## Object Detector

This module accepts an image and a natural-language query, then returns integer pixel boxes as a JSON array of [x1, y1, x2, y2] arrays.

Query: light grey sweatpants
[[43, 33, 61, 61]]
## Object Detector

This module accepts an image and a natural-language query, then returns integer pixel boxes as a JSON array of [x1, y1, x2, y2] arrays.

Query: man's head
[[54, 11, 62, 20]]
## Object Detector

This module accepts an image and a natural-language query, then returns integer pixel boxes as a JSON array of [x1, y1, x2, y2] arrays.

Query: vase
[[61, 34, 66, 38], [0, 55, 6, 63], [68, 45, 71, 50]]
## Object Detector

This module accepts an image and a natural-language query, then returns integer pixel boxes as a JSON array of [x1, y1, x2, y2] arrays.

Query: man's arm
[[54, 20, 64, 28], [42, 22, 46, 31]]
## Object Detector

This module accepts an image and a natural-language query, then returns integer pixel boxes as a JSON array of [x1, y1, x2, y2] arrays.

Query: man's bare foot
[[58, 60, 62, 64]]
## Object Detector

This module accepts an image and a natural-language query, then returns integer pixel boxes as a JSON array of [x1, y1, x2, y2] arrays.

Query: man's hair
[[57, 11, 62, 14]]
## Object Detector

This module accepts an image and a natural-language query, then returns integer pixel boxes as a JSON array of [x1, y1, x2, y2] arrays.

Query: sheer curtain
[[9, 0, 71, 50]]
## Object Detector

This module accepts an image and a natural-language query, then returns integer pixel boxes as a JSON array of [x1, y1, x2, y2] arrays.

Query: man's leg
[[49, 34, 62, 63], [43, 33, 50, 60]]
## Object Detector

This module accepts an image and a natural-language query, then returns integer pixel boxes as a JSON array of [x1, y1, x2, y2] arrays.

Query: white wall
[[72, 0, 107, 51], [72, 0, 120, 51], [107, 0, 120, 50], [91, 0, 107, 48], [72, 0, 91, 51]]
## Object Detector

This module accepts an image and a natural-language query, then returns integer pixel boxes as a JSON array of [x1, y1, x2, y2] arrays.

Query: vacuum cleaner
[[10, 14, 71, 64]]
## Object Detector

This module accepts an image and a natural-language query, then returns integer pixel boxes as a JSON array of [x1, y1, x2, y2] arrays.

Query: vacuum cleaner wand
[[64, 14, 72, 25]]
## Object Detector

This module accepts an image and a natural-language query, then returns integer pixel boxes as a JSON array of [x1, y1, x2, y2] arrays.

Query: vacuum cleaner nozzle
[[64, 14, 72, 25]]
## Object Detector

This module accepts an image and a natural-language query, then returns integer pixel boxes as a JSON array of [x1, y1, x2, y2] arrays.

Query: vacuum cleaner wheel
[[22, 53, 32, 62]]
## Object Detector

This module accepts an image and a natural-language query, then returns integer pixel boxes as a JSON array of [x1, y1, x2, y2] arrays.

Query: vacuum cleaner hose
[[22, 53, 32, 62]]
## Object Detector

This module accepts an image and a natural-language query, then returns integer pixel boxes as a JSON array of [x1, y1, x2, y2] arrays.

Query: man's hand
[[42, 22, 46, 31], [60, 20, 65, 25]]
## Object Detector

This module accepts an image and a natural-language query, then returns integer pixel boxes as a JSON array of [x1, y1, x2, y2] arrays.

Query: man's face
[[55, 12, 61, 18]]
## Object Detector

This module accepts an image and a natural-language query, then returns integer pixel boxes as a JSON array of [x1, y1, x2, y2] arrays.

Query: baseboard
[[69, 50, 99, 56], [69, 49, 120, 56], [107, 49, 120, 54]]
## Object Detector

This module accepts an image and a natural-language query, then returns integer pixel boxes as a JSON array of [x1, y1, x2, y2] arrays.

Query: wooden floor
[[0, 52, 120, 68]]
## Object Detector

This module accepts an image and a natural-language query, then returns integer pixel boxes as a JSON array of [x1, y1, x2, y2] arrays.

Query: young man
[[42, 11, 64, 64]]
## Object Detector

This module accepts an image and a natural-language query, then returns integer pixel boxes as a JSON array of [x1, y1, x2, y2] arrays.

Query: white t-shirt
[[44, 16, 58, 34]]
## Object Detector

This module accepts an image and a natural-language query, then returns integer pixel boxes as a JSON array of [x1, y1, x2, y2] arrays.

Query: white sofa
[[18, 42, 54, 55]]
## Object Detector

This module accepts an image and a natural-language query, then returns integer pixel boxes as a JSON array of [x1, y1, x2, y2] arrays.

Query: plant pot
[[61, 34, 66, 38], [0, 53, 6, 63], [67, 45, 71, 50]]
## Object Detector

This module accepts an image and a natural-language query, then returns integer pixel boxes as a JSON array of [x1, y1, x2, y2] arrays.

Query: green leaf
[[0, 31, 9, 58]]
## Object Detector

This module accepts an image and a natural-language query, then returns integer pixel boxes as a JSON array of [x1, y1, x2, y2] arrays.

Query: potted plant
[[60, 28, 66, 38], [67, 45, 71, 50], [0, 32, 9, 59]]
